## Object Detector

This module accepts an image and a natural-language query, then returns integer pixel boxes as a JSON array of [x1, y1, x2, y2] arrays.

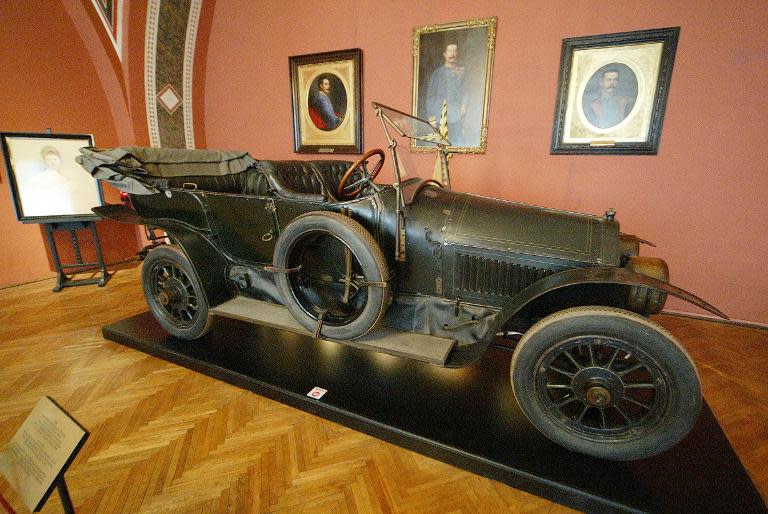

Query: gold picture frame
[[412, 17, 497, 154]]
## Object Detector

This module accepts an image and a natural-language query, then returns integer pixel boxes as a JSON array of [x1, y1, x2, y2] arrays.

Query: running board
[[211, 296, 456, 366]]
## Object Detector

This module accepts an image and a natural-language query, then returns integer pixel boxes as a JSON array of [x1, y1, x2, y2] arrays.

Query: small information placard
[[0, 397, 88, 512], [307, 387, 328, 400]]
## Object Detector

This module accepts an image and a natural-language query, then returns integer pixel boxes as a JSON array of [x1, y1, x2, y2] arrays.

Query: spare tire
[[273, 211, 390, 340]]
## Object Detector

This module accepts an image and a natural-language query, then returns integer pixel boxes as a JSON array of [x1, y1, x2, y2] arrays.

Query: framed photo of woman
[[1, 132, 103, 223]]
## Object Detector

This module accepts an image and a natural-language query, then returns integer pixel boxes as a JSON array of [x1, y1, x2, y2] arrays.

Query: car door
[[205, 192, 278, 264]]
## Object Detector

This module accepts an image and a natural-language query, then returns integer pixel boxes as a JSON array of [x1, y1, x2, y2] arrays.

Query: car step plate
[[211, 296, 456, 366]]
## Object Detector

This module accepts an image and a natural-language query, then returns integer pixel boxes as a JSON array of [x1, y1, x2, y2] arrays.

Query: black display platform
[[104, 313, 766, 514]]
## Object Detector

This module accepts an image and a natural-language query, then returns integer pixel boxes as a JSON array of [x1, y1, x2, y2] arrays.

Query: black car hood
[[444, 192, 620, 267]]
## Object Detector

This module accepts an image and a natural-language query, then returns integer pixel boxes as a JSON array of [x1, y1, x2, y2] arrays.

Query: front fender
[[492, 267, 727, 333]]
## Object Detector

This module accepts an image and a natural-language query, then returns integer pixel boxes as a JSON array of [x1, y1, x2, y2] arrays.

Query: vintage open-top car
[[78, 103, 726, 461]]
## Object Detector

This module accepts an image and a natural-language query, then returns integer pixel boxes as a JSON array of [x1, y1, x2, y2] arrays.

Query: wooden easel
[[43, 221, 111, 292]]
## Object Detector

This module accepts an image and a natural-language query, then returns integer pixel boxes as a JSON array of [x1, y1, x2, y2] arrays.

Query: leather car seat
[[257, 160, 352, 202]]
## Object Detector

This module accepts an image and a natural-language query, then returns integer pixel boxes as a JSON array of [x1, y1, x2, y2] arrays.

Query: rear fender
[[94, 203, 233, 307], [144, 220, 234, 308], [93, 204, 143, 224], [492, 267, 727, 333]]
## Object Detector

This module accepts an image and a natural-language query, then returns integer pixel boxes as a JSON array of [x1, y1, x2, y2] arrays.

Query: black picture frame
[[289, 48, 363, 154], [1, 132, 103, 223], [551, 27, 680, 155]]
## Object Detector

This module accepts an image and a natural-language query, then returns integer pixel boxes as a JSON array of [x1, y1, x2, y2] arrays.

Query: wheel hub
[[158, 280, 185, 307], [571, 367, 624, 408], [586, 385, 611, 406]]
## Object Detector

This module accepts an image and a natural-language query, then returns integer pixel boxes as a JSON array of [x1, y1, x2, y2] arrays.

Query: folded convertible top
[[76, 146, 257, 194]]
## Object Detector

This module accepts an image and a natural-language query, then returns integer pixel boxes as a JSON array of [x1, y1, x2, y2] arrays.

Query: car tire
[[142, 245, 212, 340], [510, 306, 701, 461], [273, 211, 390, 340]]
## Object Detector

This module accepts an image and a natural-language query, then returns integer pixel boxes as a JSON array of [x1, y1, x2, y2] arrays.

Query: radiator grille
[[456, 254, 550, 296]]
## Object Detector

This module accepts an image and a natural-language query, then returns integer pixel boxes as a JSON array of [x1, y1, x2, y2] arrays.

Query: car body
[[78, 103, 725, 461]]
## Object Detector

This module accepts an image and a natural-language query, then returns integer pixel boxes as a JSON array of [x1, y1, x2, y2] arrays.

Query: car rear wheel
[[510, 306, 701, 461], [273, 212, 390, 340], [142, 245, 212, 340]]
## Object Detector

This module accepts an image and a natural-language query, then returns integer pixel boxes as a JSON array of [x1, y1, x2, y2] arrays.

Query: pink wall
[[0, 0, 141, 288], [201, 0, 768, 324]]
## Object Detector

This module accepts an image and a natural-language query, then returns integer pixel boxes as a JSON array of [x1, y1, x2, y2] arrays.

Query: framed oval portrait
[[307, 73, 348, 132], [579, 62, 639, 131], [290, 49, 362, 154], [551, 27, 680, 154]]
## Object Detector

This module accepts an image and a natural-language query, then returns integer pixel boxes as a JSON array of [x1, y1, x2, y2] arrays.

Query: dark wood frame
[[551, 27, 680, 155], [289, 48, 363, 154], [1, 132, 103, 223]]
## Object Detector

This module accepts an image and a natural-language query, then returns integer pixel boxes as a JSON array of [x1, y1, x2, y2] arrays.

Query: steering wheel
[[337, 148, 385, 200]]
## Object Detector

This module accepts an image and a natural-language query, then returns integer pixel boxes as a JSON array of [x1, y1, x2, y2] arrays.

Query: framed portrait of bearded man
[[412, 17, 497, 154], [551, 27, 680, 155]]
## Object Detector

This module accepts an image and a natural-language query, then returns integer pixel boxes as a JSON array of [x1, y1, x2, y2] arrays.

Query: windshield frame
[[372, 102, 451, 146], [372, 102, 451, 191], [372, 102, 451, 263]]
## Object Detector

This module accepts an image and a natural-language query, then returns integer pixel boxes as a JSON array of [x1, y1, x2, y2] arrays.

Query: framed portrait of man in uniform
[[412, 17, 497, 154], [551, 27, 680, 155], [289, 48, 363, 154]]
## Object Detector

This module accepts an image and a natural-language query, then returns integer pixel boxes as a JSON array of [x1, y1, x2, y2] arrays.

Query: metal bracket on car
[[396, 212, 407, 262], [264, 265, 302, 274], [359, 280, 389, 288], [342, 246, 352, 303], [424, 227, 441, 256], [443, 312, 494, 331], [314, 310, 327, 338]]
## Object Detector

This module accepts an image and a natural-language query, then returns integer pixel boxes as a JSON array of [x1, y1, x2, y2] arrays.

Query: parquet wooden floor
[[0, 266, 766, 513]]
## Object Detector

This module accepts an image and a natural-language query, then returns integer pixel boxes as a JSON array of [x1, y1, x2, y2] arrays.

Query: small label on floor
[[307, 387, 327, 400]]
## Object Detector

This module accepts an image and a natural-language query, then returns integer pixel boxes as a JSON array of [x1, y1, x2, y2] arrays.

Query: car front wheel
[[510, 306, 701, 461]]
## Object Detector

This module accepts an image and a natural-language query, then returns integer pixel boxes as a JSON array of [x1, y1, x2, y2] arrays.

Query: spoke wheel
[[142, 245, 212, 339], [538, 336, 667, 436], [511, 306, 701, 461]]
